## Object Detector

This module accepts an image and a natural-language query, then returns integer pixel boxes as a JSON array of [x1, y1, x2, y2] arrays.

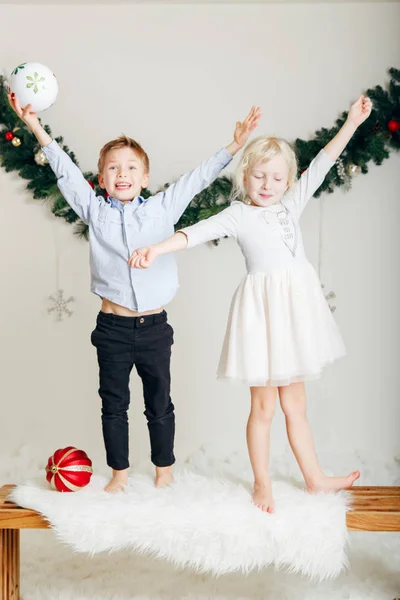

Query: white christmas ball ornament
[[9, 62, 58, 112]]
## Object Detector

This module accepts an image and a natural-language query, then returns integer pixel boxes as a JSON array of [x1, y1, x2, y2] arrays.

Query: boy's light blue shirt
[[42, 141, 232, 311]]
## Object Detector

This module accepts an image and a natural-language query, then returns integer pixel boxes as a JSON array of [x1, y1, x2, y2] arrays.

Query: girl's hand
[[233, 105, 262, 147], [128, 246, 159, 269], [347, 95, 372, 128], [7, 91, 41, 132]]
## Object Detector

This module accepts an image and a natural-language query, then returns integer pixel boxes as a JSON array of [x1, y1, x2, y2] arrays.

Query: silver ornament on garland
[[34, 148, 48, 166], [347, 163, 361, 177]]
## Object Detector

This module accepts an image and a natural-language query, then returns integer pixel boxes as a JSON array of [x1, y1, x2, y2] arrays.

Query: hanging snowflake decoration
[[322, 284, 336, 313], [47, 289, 74, 321]]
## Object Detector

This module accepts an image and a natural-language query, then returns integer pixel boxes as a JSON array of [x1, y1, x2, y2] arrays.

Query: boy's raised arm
[[159, 106, 261, 224], [8, 92, 96, 225]]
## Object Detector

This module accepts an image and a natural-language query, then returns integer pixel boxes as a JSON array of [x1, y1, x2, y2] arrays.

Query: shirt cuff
[[41, 139, 61, 155], [217, 147, 234, 168]]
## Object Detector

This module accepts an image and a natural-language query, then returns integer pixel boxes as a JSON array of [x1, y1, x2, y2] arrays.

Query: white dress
[[180, 150, 346, 387]]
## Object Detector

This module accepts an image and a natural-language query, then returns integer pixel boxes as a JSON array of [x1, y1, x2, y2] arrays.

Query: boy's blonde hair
[[233, 136, 298, 201], [97, 135, 150, 174]]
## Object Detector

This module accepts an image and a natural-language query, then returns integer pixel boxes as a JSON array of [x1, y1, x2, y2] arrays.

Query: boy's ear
[[98, 173, 105, 189], [142, 172, 150, 189]]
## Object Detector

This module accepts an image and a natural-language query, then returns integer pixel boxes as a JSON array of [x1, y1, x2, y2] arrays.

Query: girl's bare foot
[[104, 469, 128, 493], [253, 481, 275, 513], [155, 466, 173, 488], [306, 470, 360, 494]]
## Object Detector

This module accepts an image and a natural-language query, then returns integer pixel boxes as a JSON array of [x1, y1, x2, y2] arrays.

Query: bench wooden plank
[[346, 486, 400, 532], [347, 510, 400, 532], [1, 484, 400, 534], [1, 484, 400, 531], [0, 485, 49, 529]]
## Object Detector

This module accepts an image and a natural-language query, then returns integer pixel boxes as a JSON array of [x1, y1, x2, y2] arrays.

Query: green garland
[[0, 68, 399, 240]]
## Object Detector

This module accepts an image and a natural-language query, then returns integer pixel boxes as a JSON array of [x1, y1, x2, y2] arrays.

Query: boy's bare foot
[[306, 470, 360, 494], [253, 481, 275, 513], [155, 466, 173, 488], [104, 468, 129, 493]]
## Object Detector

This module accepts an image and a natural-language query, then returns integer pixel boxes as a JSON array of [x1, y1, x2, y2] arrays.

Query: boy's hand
[[7, 91, 51, 146], [234, 105, 262, 147], [347, 95, 372, 128], [128, 246, 159, 269], [226, 105, 262, 156], [7, 91, 41, 132]]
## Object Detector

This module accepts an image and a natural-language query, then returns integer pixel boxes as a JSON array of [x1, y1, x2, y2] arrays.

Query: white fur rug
[[12, 470, 349, 580], [1, 447, 399, 599]]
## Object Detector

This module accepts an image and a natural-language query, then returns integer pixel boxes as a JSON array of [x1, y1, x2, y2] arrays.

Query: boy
[[8, 92, 261, 492]]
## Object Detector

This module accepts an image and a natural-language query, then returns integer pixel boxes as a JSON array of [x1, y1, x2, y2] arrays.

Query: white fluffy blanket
[[11, 470, 349, 581]]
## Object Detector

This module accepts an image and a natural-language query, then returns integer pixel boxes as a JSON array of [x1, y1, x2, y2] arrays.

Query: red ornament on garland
[[387, 120, 400, 133], [88, 180, 95, 189], [45, 446, 93, 492], [5, 131, 14, 141]]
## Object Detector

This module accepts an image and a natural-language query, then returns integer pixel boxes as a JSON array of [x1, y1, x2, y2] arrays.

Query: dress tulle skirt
[[217, 263, 346, 387]]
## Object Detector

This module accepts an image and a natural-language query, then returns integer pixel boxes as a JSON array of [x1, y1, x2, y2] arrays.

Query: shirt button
[[139, 318, 144, 324]]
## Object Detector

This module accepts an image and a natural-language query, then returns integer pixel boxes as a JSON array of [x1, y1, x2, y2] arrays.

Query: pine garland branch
[[1, 68, 399, 241]]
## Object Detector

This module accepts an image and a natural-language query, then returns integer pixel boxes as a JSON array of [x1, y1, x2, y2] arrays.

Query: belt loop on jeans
[[98, 311, 115, 325]]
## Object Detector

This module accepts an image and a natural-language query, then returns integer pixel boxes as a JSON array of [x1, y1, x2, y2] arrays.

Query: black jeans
[[91, 310, 175, 470]]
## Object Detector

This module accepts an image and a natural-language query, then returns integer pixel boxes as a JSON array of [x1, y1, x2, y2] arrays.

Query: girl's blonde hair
[[233, 136, 298, 202]]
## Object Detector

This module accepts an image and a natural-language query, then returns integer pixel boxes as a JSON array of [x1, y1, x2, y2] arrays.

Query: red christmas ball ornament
[[387, 119, 400, 133], [88, 180, 95, 189], [5, 131, 14, 141], [45, 446, 93, 492]]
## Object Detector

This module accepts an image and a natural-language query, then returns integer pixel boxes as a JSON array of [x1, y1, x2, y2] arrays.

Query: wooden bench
[[1, 484, 400, 600]]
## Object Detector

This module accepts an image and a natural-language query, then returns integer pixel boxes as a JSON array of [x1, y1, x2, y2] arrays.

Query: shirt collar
[[108, 195, 146, 209]]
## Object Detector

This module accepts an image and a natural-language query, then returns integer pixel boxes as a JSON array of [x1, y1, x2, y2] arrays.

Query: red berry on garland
[[5, 131, 14, 141], [387, 120, 400, 133]]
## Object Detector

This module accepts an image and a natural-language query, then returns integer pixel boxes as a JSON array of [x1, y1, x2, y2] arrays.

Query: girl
[[128, 96, 372, 512]]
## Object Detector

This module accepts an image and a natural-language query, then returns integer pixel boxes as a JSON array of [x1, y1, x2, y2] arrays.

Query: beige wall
[[0, 2, 399, 471]]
